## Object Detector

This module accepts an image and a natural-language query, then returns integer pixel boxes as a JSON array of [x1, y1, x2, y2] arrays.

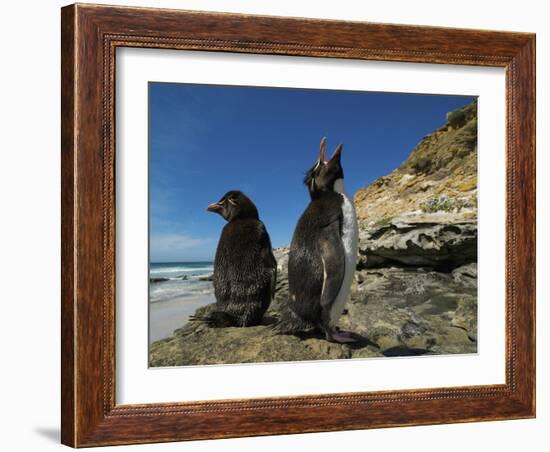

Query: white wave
[[150, 266, 213, 275], [149, 278, 214, 304]]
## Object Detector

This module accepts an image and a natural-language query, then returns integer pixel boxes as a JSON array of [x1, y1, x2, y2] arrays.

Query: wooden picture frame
[[61, 3, 535, 447]]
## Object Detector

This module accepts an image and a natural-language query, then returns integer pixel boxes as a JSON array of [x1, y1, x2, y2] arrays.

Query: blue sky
[[149, 82, 474, 262]]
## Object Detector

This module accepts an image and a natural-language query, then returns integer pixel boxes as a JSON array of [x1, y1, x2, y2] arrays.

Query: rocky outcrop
[[343, 265, 477, 354], [357, 212, 477, 270], [150, 101, 478, 367], [149, 309, 377, 367]]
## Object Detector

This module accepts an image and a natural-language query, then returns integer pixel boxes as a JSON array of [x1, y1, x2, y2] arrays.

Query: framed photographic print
[[61, 3, 536, 447]]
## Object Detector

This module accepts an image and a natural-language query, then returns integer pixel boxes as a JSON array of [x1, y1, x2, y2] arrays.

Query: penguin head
[[304, 137, 344, 198], [207, 190, 259, 222]]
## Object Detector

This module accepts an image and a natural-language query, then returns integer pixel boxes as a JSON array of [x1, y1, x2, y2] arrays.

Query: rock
[[451, 296, 478, 341], [198, 274, 214, 281], [150, 277, 170, 283], [337, 266, 477, 356], [452, 262, 477, 287], [271, 247, 290, 311], [273, 247, 289, 269], [358, 214, 477, 270], [149, 311, 378, 367], [177, 275, 189, 280]]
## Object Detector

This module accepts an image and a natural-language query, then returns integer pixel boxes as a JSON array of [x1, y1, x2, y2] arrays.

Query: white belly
[[329, 179, 359, 326]]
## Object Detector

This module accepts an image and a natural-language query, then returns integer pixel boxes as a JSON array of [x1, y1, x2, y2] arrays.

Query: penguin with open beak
[[275, 138, 359, 343], [197, 191, 277, 327]]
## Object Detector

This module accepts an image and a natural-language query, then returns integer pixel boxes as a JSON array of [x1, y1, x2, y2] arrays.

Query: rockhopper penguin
[[276, 138, 359, 343], [196, 191, 277, 327]]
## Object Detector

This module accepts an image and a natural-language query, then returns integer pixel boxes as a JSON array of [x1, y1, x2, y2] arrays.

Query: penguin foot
[[325, 329, 359, 344], [272, 310, 318, 336], [189, 311, 236, 328]]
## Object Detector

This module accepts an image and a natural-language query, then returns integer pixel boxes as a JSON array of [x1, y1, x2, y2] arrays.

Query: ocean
[[149, 262, 215, 344]]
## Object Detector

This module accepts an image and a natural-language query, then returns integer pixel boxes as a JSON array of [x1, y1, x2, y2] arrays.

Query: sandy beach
[[149, 293, 214, 344], [148, 262, 215, 344]]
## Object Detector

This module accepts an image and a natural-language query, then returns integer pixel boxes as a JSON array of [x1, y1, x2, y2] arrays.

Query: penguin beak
[[331, 144, 343, 162], [207, 202, 223, 213], [319, 137, 328, 164]]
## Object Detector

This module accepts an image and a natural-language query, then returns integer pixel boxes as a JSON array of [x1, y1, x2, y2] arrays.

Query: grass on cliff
[[421, 196, 473, 213]]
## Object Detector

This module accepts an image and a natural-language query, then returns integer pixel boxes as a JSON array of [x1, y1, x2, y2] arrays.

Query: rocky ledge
[[358, 212, 477, 270]]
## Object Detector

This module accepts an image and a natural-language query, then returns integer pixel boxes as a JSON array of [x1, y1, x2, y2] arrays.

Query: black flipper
[[318, 218, 345, 335]]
